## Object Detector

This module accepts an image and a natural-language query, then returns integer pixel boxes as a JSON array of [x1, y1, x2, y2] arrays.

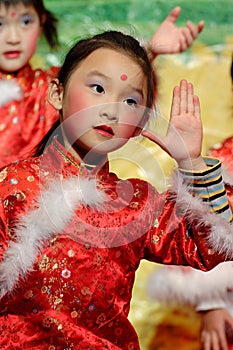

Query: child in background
[[0, 1, 204, 168], [0, 30, 232, 349], [0, 0, 59, 168]]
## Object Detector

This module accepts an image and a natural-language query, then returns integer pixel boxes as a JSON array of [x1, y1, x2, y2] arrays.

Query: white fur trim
[[0, 176, 106, 298], [147, 262, 233, 306], [0, 80, 23, 106], [169, 171, 233, 259]]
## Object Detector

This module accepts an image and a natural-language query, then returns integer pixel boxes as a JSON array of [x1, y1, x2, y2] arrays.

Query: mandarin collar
[[51, 137, 110, 177]]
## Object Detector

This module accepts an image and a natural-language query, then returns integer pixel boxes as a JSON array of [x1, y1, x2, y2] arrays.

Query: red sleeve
[[142, 188, 228, 271]]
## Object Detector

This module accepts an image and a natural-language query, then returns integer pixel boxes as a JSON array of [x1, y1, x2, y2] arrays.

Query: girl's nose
[[6, 25, 20, 44], [99, 102, 119, 122]]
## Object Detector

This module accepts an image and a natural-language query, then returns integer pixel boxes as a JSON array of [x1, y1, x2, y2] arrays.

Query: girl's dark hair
[[0, 0, 59, 48], [34, 30, 156, 156]]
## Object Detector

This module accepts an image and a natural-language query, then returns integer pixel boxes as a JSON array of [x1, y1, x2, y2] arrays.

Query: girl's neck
[[0, 64, 31, 79], [63, 136, 107, 169]]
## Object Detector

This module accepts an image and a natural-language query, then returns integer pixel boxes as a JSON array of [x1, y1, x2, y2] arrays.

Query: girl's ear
[[48, 79, 63, 110]]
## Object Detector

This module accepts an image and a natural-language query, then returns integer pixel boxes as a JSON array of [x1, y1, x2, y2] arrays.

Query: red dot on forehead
[[120, 74, 128, 81], [10, 11, 16, 17]]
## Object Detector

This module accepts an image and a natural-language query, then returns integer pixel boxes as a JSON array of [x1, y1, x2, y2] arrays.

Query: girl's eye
[[91, 84, 105, 94], [21, 15, 33, 26], [0, 20, 4, 28], [124, 98, 137, 107]]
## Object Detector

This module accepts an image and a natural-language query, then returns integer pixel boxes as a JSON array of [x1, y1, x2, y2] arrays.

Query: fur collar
[[0, 79, 22, 107], [0, 176, 106, 298]]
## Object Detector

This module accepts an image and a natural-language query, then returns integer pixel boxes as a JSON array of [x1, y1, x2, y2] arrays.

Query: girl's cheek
[[66, 90, 91, 117], [27, 28, 40, 55], [122, 109, 143, 127]]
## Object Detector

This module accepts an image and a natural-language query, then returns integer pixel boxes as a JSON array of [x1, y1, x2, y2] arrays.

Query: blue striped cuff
[[179, 157, 233, 222]]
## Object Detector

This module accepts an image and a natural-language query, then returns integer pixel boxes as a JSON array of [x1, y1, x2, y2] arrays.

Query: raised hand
[[142, 80, 207, 170], [148, 6, 204, 59]]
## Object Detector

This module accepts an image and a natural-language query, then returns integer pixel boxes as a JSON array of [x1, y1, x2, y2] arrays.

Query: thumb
[[166, 6, 181, 24], [141, 129, 171, 155]]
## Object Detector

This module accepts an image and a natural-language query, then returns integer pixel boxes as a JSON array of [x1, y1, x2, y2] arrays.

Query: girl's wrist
[[178, 156, 208, 171]]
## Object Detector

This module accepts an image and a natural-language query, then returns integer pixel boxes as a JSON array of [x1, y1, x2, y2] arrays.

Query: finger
[[193, 95, 201, 119], [211, 331, 221, 350], [180, 80, 188, 114], [186, 21, 199, 39], [187, 82, 194, 115], [170, 85, 180, 117], [201, 331, 211, 350], [179, 34, 189, 52], [181, 27, 194, 46], [141, 129, 170, 155], [166, 6, 181, 24], [218, 331, 229, 350]]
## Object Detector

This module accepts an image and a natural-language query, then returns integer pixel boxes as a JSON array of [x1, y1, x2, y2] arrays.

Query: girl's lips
[[93, 125, 114, 138], [4, 51, 21, 59]]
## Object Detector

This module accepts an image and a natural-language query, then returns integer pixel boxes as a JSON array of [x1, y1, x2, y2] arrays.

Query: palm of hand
[[151, 22, 183, 54], [142, 80, 203, 170], [164, 112, 203, 163]]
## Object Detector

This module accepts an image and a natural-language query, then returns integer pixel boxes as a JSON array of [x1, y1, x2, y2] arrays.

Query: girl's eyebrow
[[19, 11, 35, 17], [87, 70, 110, 80], [0, 11, 34, 19], [87, 70, 144, 98]]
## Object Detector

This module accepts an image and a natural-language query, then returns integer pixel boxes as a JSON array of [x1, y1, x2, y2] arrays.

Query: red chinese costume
[[0, 64, 59, 168], [208, 136, 233, 175], [0, 137, 232, 349]]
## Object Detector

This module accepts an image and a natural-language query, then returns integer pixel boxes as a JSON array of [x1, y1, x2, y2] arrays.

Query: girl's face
[[49, 48, 148, 161], [0, 3, 41, 73]]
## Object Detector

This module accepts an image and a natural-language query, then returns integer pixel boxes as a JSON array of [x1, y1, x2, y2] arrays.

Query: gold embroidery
[[152, 234, 160, 243], [53, 140, 97, 171], [0, 168, 7, 182]]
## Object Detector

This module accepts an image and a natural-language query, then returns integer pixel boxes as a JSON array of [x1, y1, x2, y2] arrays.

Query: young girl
[[0, 0, 59, 168], [0, 30, 231, 350], [0, 1, 204, 169]]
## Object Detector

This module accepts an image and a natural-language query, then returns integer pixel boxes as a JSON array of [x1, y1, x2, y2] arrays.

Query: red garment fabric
[[208, 136, 233, 175], [0, 139, 228, 349], [0, 64, 59, 168]]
